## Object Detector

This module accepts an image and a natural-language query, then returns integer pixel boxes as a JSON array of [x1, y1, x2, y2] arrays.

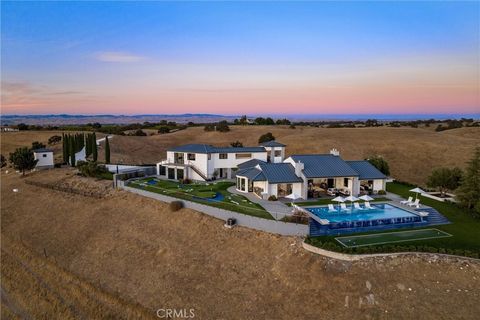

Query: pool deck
[[307, 193, 451, 236]]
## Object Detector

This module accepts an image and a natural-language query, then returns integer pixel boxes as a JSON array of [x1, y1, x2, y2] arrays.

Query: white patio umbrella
[[285, 192, 301, 203], [409, 187, 426, 200], [359, 195, 374, 202], [344, 195, 359, 208], [332, 196, 345, 211]]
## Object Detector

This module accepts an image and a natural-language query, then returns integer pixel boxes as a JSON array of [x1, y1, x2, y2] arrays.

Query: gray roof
[[346, 161, 387, 180], [259, 140, 286, 147], [289, 154, 359, 178], [168, 144, 266, 154], [237, 159, 266, 169], [257, 163, 303, 184], [33, 148, 53, 153], [236, 167, 266, 181]]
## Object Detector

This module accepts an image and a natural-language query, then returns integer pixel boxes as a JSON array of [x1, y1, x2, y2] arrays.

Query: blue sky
[[1, 1, 479, 115]]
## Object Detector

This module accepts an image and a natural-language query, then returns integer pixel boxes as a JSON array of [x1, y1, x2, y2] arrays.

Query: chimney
[[330, 148, 340, 156], [295, 161, 304, 176]]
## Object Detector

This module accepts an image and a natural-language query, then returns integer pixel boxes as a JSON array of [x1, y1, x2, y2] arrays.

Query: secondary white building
[[156, 141, 386, 200], [33, 148, 54, 169]]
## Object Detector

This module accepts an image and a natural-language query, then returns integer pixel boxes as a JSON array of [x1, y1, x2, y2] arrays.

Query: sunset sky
[[1, 1, 479, 116]]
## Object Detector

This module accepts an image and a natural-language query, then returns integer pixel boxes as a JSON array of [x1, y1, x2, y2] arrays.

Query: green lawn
[[129, 178, 274, 220], [287, 197, 390, 207], [336, 229, 452, 248], [306, 182, 480, 258]]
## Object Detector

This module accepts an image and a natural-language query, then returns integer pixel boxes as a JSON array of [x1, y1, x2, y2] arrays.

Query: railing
[[185, 160, 208, 180]]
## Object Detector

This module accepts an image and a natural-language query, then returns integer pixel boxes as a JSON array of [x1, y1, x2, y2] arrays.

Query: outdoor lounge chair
[[364, 201, 374, 209], [328, 204, 336, 212], [401, 196, 413, 205], [407, 199, 420, 208], [353, 202, 363, 210], [340, 203, 348, 211]]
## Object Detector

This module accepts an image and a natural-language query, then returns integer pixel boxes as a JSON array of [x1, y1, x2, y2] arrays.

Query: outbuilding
[[33, 148, 54, 169]]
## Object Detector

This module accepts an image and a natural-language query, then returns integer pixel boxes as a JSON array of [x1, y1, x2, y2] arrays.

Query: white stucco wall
[[373, 179, 386, 192], [166, 150, 267, 180], [34, 152, 54, 168]]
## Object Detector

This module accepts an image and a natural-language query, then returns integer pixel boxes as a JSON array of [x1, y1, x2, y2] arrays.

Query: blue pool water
[[307, 203, 417, 223], [193, 192, 225, 202]]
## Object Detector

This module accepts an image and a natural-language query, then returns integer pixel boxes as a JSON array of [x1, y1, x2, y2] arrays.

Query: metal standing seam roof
[[236, 163, 303, 184], [235, 167, 266, 181], [237, 159, 266, 169], [289, 154, 359, 178], [345, 160, 387, 180], [168, 144, 266, 154], [259, 140, 286, 147], [257, 163, 303, 184]]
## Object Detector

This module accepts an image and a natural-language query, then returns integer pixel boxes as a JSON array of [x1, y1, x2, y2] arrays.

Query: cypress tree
[[105, 136, 110, 164], [85, 134, 91, 157], [62, 133, 66, 163], [92, 132, 98, 162], [66, 134, 70, 161], [70, 136, 76, 166]]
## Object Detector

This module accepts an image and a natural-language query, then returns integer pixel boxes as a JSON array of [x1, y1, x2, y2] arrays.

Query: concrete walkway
[[227, 186, 293, 220]]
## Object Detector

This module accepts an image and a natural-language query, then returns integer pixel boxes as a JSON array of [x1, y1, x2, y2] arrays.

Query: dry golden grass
[[1, 238, 156, 319], [3, 126, 478, 185], [1, 169, 480, 319], [107, 126, 480, 185]]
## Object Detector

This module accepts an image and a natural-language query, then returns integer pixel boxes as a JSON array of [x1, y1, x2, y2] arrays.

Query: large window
[[235, 153, 251, 159], [344, 178, 349, 187], [174, 153, 184, 164], [236, 177, 246, 191], [159, 165, 166, 176], [187, 153, 196, 161], [219, 153, 228, 159], [177, 168, 184, 180], [168, 168, 175, 179]]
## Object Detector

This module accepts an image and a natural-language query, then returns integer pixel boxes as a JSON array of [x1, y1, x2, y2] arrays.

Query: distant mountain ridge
[[1, 113, 478, 126], [0, 114, 238, 125]]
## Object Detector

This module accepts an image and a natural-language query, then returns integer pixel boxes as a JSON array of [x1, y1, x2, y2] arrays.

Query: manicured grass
[[129, 178, 274, 220], [286, 197, 390, 207], [336, 229, 452, 248], [306, 182, 480, 257]]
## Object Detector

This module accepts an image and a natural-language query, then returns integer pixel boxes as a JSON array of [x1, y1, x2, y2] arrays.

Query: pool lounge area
[[307, 203, 439, 236]]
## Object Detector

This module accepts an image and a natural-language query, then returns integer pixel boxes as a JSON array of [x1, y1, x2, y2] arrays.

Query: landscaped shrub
[[181, 178, 192, 184], [377, 190, 387, 195], [268, 195, 277, 201], [76, 161, 111, 179], [169, 201, 184, 212]]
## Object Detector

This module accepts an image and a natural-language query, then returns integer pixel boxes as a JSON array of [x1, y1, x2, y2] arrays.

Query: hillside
[[2, 126, 479, 185]]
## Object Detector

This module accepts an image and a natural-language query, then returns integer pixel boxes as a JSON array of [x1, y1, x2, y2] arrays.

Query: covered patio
[[307, 177, 357, 199]]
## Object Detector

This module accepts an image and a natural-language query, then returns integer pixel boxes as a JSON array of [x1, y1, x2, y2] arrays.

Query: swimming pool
[[307, 203, 418, 223]]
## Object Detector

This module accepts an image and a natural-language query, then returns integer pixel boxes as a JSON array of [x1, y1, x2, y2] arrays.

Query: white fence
[[121, 184, 309, 237]]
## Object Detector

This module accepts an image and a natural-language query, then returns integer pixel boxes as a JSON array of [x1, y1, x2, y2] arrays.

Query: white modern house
[[156, 144, 274, 181], [156, 141, 386, 200], [33, 148, 54, 169]]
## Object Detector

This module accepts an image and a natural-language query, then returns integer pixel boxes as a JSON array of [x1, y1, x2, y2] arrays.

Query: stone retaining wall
[[302, 242, 480, 262]]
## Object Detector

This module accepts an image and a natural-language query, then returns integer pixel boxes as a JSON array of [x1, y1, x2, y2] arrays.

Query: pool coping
[[303, 201, 428, 219]]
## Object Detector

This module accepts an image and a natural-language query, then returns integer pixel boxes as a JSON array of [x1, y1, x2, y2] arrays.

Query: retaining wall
[[302, 242, 480, 262], [121, 185, 308, 236]]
